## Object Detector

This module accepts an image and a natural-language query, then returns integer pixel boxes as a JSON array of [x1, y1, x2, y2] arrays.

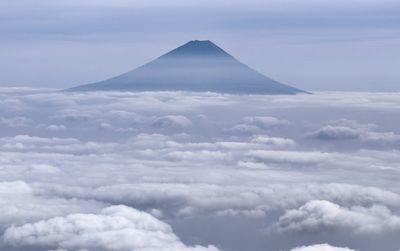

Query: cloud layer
[[0, 89, 399, 250]]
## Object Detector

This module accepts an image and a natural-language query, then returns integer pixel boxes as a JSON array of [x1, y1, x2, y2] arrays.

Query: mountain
[[69, 40, 307, 94]]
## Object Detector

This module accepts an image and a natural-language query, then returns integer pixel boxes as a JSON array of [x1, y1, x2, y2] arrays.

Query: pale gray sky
[[1, 0, 399, 91]]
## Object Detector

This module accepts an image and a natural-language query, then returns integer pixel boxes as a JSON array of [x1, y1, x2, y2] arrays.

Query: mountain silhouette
[[69, 40, 307, 94]]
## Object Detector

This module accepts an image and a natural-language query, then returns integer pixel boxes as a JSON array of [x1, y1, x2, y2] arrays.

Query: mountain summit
[[161, 40, 233, 58], [69, 40, 307, 94]]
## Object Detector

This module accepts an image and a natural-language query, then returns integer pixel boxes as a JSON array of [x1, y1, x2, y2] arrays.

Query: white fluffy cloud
[[0, 181, 105, 230], [3, 205, 219, 251], [275, 200, 400, 234], [290, 244, 356, 251]]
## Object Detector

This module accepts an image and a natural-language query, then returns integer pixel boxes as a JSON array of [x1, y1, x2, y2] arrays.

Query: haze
[[1, 0, 399, 91]]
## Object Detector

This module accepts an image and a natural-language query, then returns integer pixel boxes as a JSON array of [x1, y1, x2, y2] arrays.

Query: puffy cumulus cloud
[[274, 200, 400, 235], [290, 244, 356, 251], [0, 181, 105, 230], [2, 205, 219, 251]]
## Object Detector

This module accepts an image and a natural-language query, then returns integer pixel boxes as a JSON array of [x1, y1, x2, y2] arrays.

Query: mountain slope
[[69, 40, 307, 94]]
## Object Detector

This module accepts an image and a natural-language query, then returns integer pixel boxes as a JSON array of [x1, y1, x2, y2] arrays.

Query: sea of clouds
[[0, 88, 399, 251]]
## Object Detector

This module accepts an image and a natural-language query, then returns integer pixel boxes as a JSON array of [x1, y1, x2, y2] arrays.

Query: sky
[[1, 0, 399, 91]]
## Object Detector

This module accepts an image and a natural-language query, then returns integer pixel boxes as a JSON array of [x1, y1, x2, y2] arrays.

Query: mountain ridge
[[68, 40, 308, 94]]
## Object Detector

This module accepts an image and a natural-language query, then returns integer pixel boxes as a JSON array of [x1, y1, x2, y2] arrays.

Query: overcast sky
[[1, 0, 399, 91]]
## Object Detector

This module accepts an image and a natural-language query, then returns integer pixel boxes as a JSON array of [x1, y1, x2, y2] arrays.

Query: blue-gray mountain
[[69, 40, 307, 94]]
